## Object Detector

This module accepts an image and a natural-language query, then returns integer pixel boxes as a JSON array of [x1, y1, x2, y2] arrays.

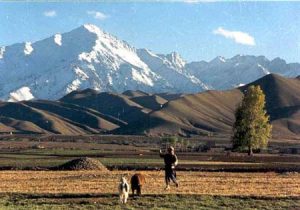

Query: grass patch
[[0, 148, 298, 172], [0, 194, 298, 210]]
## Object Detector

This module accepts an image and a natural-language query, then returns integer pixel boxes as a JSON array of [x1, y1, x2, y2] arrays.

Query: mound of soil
[[58, 157, 108, 171]]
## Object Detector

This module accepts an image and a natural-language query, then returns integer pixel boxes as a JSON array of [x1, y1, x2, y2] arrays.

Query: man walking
[[159, 146, 179, 190]]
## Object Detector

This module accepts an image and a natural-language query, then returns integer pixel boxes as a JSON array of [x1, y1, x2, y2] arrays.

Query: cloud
[[43, 10, 57, 17], [87, 11, 108, 20], [213, 27, 256, 46]]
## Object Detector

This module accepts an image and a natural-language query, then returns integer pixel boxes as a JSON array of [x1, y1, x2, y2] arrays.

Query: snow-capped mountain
[[185, 55, 300, 90], [137, 49, 209, 92], [0, 24, 299, 101], [0, 24, 208, 101]]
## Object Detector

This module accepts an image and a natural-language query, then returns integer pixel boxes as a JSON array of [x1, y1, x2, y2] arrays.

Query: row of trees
[[161, 85, 272, 156], [160, 136, 190, 152]]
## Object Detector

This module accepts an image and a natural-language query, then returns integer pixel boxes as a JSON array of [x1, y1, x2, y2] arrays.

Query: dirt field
[[0, 170, 298, 209], [0, 136, 299, 209], [0, 170, 299, 197]]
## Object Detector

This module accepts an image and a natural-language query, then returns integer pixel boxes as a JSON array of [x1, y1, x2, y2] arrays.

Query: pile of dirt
[[57, 157, 108, 171]]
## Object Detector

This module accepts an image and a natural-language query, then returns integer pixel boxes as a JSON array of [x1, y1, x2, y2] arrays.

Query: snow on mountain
[[0, 24, 207, 101], [235, 83, 245, 88], [257, 64, 270, 75], [186, 55, 300, 90], [24, 42, 33, 55], [8, 86, 34, 102], [218, 57, 226, 63], [211, 56, 226, 63], [160, 51, 186, 69], [137, 49, 209, 92], [78, 24, 148, 70], [0, 47, 5, 59], [54, 34, 62, 46], [0, 24, 300, 101]]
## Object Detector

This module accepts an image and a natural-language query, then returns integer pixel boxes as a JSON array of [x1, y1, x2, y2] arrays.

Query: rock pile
[[58, 157, 108, 171]]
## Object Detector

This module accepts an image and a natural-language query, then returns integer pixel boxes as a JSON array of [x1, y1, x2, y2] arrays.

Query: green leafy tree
[[232, 85, 272, 155]]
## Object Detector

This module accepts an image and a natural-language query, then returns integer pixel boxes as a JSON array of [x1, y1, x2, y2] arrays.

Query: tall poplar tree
[[232, 85, 272, 155]]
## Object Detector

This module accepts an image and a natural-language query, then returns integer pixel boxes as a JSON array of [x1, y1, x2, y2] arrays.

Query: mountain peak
[[271, 57, 287, 65], [211, 56, 226, 63], [68, 24, 110, 42], [82, 24, 105, 36], [165, 51, 186, 68]]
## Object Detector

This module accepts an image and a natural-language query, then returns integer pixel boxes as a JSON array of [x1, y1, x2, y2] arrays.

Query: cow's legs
[[137, 186, 141, 196]]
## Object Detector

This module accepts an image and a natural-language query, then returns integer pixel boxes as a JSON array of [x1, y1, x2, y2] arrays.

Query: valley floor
[[0, 170, 298, 209], [0, 135, 299, 209]]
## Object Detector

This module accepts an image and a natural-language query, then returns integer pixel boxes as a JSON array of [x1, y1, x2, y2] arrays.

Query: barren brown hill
[[122, 90, 183, 101], [60, 89, 149, 123], [0, 102, 87, 134], [0, 116, 46, 134], [116, 89, 243, 136], [24, 100, 124, 129], [0, 100, 122, 134], [122, 90, 180, 110], [156, 93, 184, 101], [240, 74, 300, 111], [240, 74, 300, 137], [131, 95, 168, 110], [117, 74, 300, 137]]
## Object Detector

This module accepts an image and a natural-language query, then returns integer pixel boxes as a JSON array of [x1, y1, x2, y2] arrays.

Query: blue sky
[[1, 1, 300, 62]]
